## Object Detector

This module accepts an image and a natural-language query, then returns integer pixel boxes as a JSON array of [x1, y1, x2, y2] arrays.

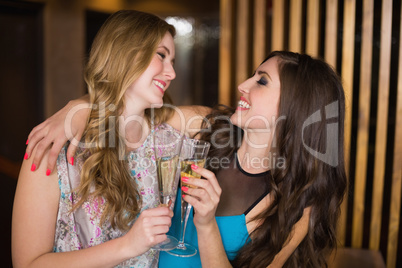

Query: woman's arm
[[12, 148, 173, 268], [246, 196, 311, 268], [166, 105, 211, 138], [181, 165, 232, 268], [267, 207, 311, 268], [25, 99, 211, 174]]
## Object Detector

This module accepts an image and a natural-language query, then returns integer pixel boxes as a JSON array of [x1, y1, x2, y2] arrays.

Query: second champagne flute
[[167, 139, 210, 257], [152, 127, 183, 251]]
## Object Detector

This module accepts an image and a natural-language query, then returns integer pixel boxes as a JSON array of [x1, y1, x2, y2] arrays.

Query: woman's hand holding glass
[[167, 139, 211, 257], [181, 165, 221, 228], [152, 127, 183, 250], [124, 206, 173, 257]]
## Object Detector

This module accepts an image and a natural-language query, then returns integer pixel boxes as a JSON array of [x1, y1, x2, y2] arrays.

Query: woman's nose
[[164, 63, 176, 80], [238, 78, 250, 94]]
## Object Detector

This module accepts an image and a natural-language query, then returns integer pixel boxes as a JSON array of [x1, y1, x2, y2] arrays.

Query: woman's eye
[[257, 77, 268, 86], [157, 52, 166, 59]]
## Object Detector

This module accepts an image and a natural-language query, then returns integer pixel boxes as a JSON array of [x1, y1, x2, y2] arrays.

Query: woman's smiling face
[[231, 56, 281, 132], [124, 32, 176, 111]]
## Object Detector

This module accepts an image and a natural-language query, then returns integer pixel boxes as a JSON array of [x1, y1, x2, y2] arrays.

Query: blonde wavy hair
[[75, 10, 175, 231]]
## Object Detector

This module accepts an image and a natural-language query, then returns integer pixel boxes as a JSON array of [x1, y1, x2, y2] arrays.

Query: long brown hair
[[201, 51, 347, 267], [75, 10, 175, 231]]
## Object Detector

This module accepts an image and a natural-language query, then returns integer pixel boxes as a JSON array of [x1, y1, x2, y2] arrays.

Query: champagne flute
[[167, 139, 210, 257], [152, 127, 183, 251]]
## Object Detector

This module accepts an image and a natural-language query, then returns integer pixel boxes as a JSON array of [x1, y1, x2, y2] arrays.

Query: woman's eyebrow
[[159, 46, 170, 55], [257, 70, 272, 81]]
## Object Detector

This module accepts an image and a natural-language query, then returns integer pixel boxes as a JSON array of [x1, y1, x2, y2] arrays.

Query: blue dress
[[159, 189, 249, 267], [159, 152, 271, 267]]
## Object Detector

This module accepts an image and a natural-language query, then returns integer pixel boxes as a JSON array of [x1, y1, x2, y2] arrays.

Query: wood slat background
[[219, 0, 402, 267], [370, 0, 392, 252]]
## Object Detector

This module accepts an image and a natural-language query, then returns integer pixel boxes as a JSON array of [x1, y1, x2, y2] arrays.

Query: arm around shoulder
[[166, 105, 211, 138], [25, 95, 90, 176]]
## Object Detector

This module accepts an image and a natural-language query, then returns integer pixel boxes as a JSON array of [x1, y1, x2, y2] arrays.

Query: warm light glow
[[165, 17, 194, 36]]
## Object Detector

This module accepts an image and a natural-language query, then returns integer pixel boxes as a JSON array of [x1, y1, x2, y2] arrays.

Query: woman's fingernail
[[182, 194, 186, 199], [191, 164, 198, 170], [31, 163, 36, 171], [182, 176, 189, 182], [46, 169, 51, 176], [70, 157, 74, 166], [26, 139, 29, 145], [181, 186, 189, 192], [24, 153, 28, 160]]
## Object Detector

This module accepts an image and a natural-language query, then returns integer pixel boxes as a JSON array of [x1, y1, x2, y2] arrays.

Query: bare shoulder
[[166, 105, 212, 137], [13, 146, 60, 222], [12, 147, 61, 265], [15, 147, 60, 197]]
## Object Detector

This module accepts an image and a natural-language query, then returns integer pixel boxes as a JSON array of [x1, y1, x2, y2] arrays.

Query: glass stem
[[179, 198, 192, 246]]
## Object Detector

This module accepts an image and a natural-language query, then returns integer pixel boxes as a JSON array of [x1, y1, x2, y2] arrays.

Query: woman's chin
[[149, 101, 163, 109], [230, 112, 242, 128]]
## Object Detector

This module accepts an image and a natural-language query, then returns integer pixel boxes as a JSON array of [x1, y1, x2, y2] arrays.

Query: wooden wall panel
[[340, 0, 359, 248], [371, 0, 392, 252], [219, 0, 232, 106], [306, 0, 320, 56], [324, 0, 338, 68], [370, 0, 392, 251], [235, 0, 249, 101], [387, 3, 402, 268], [271, 0, 284, 51], [253, 0, 266, 68], [342, 0, 358, 249], [347, 0, 377, 252], [289, 0, 302, 53], [342, 0, 356, 178], [355, 0, 374, 251]]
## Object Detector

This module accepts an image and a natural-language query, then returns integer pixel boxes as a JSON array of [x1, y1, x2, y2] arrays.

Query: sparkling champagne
[[157, 155, 179, 205], [180, 158, 206, 188]]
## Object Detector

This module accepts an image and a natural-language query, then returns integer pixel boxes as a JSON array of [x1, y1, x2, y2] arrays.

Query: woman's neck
[[237, 131, 274, 174], [121, 108, 150, 151]]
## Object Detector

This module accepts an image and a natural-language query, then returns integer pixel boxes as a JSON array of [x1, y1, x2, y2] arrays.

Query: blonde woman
[[12, 10, 180, 267]]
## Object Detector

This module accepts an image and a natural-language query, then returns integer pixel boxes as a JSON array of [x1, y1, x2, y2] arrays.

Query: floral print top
[[54, 123, 180, 267]]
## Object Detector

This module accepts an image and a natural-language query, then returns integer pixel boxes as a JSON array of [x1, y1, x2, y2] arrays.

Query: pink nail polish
[[182, 194, 186, 199], [26, 139, 29, 145], [191, 164, 198, 170], [24, 153, 28, 160], [70, 157, 74, 166], [46, 169, 51, 176], [182, 177, 189, 182], [181, 186, 189, 192], [31, 163, 36, 171]]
